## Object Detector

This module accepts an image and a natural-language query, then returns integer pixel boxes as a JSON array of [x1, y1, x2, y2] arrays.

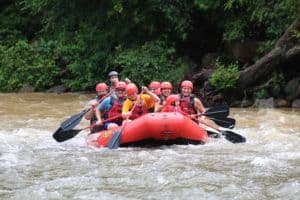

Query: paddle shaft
[[82, 114, 123, 131], [198, 118, 245, 143]]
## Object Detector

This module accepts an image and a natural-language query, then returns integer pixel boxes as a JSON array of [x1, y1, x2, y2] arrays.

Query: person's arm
[[84, 99, 97, 120], [122, 99, 133, 119], [141, 86, 160, 103], [95, 97, 110, 124], [194, 97, 206, 114], [154, 101, 163, 112]]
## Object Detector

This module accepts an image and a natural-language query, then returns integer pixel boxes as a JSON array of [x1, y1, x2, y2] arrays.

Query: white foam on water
[[251, 156, 289, 168]]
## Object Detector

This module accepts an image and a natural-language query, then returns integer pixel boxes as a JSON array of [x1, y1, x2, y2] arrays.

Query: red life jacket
[[108, 97, 124, 124], [130, 96, 149, 120], [178, 94, 196, 115]]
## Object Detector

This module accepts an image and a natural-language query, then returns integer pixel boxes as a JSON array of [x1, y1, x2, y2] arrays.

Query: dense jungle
[[0, 0, 299, 107]]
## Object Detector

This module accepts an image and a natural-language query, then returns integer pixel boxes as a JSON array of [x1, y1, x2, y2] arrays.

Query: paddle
[[107, 90, 142, 149], [199, 119, 246, 143], [207, 117, 235, 129], [219, 129, 246, 143], [200, 104, 230, 119], [53, 91, 112, 136], [53, 114, 122, 142], [107, 120, 127, 149], [189, 105, 233, 128]]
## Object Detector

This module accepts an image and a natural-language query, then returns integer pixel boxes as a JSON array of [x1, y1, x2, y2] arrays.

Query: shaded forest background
[[0, 0, 299, 106]]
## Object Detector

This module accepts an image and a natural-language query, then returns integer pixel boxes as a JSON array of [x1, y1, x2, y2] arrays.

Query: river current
[[0, 93, 299, 199]]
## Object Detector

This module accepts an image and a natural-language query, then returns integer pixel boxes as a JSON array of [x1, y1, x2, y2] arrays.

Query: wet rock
[[291, 99, 300, 108], [192, 69, 214, 84], [274, 99, 290, 107], [241, 99, 254, 107], [284, 77, 300, 100], [230, 101, 241, 107], [270, 86, 281, 97], [230, 99, 253, 107], [18, 85, 35, 93], [212, 94, 224, 104], [253, 97, 274, 108], [46, 85, 68, 93]]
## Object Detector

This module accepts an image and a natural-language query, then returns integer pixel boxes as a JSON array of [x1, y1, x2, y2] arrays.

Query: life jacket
[[178, 94, 196, 115], [159, 95, 167, 106], [107, 96, 124, 124], [130, 96, 149, 120]]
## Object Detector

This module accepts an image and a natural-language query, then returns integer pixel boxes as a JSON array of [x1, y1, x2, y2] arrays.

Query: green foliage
[[222, 0, 299, 46], [255, 89, 269, 99], [54, 23, 111, 91], [209, 60, 239, 90], [292, 30, 300, 39], [114, 40, 187, 87], [0, 0, 298, 92], [0, 40, 59, 92], [223, 19, 246, 42]]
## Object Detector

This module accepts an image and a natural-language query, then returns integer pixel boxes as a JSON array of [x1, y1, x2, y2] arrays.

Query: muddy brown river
[[0, 93, 299, 199]]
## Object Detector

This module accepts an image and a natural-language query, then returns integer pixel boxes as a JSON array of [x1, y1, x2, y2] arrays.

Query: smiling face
[[161, 88, 171, 97], [181, 86, 192, 97]]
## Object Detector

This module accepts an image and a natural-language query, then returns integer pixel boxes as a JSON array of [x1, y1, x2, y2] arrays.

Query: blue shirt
[[97, 96, 114, 112]]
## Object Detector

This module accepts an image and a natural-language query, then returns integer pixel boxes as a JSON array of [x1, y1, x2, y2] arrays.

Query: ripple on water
[[0, 94, 299, 199]]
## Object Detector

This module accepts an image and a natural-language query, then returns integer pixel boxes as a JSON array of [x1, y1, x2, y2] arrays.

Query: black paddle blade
[[53, 128, 82, 142], [204, 105, 229, 119], [211, 117, 236, 129], [107, 130, 122, 149], [220, 130, 246, 143], [60, 108, 90, 131]]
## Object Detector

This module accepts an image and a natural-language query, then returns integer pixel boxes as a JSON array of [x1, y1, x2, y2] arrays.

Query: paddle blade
[[53, 128, 82, 142], [204, 105, 229, 119], [107, 130, 122, 149], [210, 117, 235, 129], [220, 130, 246, 143], [60, 108, 90, 131]]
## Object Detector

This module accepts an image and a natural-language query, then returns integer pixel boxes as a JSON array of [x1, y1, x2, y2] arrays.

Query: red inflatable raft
[[86, 112, 209, 148]]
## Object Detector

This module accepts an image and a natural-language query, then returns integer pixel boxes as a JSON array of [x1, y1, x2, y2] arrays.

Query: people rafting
[[84, 82, 109, 133], [168, 80, 219, 129], [155, 81, 173, 112], [122, 83, 160, 121], [95, 81, 127, 130]]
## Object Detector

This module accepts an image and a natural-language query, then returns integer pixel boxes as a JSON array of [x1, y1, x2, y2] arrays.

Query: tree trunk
[[237, 18, 300, 91]]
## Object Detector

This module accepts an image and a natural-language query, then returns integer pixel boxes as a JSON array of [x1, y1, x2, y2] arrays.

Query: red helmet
[[96, 82, 108, 92], [181, 80, 193, 90], [125, 83, 138, 95], [148, 81, 161, 89], [116, 81, 126, 90], [166, 94, 179, 105], [161, 81, 172, 90]]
